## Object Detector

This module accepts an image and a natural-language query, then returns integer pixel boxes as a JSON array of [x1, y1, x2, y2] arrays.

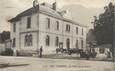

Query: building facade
[[9, 2, 87, 55]]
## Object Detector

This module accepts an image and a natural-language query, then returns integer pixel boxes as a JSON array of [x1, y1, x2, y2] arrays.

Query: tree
[[86, 29, 96, 45], [0, 31, 10, 43], [93, 2, 114, 57]]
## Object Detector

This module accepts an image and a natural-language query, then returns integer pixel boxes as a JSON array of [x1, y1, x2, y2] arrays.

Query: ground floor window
[[46, 35, 50, 46], [66, 38, 70, 50], [55, 37, 59, 47], [76, 39, 78, 48], [13, 38, 16, 47], [25, 34, 33, 46], [81, 40, 83, 48], [99, 48, 105, 53]]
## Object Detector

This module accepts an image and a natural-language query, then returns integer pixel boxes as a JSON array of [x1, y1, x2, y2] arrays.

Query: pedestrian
[[39, 46, 43, 58], [86, 50, 90, 60]]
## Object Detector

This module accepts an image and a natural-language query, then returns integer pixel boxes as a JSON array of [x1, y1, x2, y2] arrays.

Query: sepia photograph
[[0, 0, 114, 71]]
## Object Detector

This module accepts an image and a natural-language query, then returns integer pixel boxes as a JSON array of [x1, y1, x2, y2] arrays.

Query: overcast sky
[[0, 0, 113, 32]]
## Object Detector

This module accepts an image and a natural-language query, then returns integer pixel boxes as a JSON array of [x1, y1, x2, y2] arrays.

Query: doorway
[[66, 38, 70, 50]]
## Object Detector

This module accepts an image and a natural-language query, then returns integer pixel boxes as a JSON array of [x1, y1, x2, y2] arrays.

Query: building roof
[[8, 3, 87, 27], [94, 44, 112, 48]]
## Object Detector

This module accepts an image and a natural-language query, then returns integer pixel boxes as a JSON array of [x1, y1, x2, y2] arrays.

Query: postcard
[[0, 0, 114, 71]]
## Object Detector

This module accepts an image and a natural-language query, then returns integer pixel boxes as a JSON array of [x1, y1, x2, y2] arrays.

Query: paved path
[[0, 56, 114, 71], [41, 54, 113, 61]]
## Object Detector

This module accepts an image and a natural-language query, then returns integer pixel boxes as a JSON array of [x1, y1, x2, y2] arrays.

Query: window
[[55, 37, 59, 46], [27, 17, 31, 28], [13, 23, 16, 32], [13, 38, 16, 47], [82, 28, 84, 35], [76, 27, 78, 34], [99, 48, 105, 54], [76, 39, 78, 48], [66, 24, 70, 32], [46, 35, 50, 46], [24, 34, 33, 46], [66, 38, 70, 50], [68, 25, 70, 32], [56, 21, 59, 30], [29, 34, 33, 46], [25, 35, 28, 46], [81, 40, 83, 48], [66, 24, 68, 31], [47, 18, 50, 29]]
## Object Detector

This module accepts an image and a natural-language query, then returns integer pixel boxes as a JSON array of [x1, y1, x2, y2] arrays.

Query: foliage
[[86, 29, 96, 43], [93, 2, 114, 45], [0, 31, 10, 43], [0, 48, 13, 56], [93, 2, 114, 58]]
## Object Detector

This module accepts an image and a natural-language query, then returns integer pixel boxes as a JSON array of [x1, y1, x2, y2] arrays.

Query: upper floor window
[[47, 18, 50, 29], [81, 40, 83, 48], [76, 27, 78, 34], [27, 17, 31, 28], [56, 21, 59, 30], [13, 38, 16, 47], [82, 28, 84, 35], [76, 39, 78, 48], [66, 24, 70, 32], [66, 24, 68, 31], [55, 37, 59, 47], [24, 34, 33, 46], [46, 35, 50, 46], [13, 23, 16, 32]]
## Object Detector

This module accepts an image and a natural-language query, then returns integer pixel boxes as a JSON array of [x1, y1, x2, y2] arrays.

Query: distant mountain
[[62, 4, 104, 27]]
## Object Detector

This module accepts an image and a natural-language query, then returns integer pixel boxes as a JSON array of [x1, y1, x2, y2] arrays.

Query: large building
[[8, 2, 87, 55]]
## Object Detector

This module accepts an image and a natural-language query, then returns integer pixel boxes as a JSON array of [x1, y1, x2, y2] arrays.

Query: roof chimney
[[52, 2, 56, 10], [33, 0, 38, 7]]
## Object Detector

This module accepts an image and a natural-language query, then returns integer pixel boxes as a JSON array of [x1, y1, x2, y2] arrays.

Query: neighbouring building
[[8, 2, 87, 55]]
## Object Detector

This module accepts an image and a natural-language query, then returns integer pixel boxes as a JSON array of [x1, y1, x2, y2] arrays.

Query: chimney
[[52, 2, 56, 10], [33, 0, 38, 7]]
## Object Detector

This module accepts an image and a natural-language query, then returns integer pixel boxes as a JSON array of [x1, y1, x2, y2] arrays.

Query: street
[[0, 56, 114, 71]]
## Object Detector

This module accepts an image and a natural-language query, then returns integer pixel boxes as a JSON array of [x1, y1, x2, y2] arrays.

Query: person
[[39, 46, 43, 58], [85, 50, 90, 60]]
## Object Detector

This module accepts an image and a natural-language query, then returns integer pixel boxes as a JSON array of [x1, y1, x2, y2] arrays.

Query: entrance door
[[59, 42, 63, 49], [66, 38, 70, 50]]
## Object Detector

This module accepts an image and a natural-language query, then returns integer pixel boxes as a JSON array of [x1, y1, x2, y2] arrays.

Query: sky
[[0, 0, 114, 32]]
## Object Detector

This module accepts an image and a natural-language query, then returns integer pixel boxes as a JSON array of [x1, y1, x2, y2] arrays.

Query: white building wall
[[39, 13, 63, 34], [10, 13, 40, 54], [38, 13, 63, 54], [18, 13, 39, 52], [10, 10, 87, 55], [20, 32, 38, 51], [10, 21, 20, 50], [39, 32, 63, 54], [20, 13, 38, 33]]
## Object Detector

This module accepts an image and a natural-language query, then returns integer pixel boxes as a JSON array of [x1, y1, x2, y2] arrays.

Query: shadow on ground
[[41, 54, 114, 62], [0, 63, 29, 68]]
